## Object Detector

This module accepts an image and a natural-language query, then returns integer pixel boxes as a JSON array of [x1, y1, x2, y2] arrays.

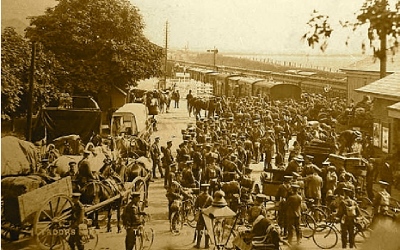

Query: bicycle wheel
[[310, 207, 328, 225], [184, 200, 197, 228], [312, 224, 338, 249], [300, 213, 316, 238], [170, 211, 182, 235], [137, 226, 154, 250]]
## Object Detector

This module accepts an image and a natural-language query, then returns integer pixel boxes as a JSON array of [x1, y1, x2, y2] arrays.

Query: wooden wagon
[[328, 154, 368, 193], [253, 169, 287, 201], [1, 173, 150, 250]]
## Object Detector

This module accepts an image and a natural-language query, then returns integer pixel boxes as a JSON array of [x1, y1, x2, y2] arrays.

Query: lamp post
[[207, 47, 218, 71]]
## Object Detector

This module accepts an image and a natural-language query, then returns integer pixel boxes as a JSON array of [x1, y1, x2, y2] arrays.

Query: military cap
[[41, 158, 49, 162], [291, 184, 300, 189], [322, 161, 331, 166], [342, 187, 353, 193], [155, 136, 160, 140], [72, 193, 82, 198], [294, 156, 304, 162], [284, 176, 293, 181], [379, 180, 389, 186], [305, 155, 314, 160], [255, 194, 267, 201], [186, 160, 194, 164], [69, 161, 77, 166], [131, 191, 141, 198], [83, 150, 91, 154], [328, 166, 336, 171], [292, 172, 301, 178], [201, 183, 210, 188]]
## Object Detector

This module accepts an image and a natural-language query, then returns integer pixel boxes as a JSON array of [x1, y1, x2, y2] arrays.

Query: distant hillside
[[1, 0, 57, 34]]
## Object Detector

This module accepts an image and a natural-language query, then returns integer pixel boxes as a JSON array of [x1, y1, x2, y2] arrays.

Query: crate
[[262, 181, 281, 198]]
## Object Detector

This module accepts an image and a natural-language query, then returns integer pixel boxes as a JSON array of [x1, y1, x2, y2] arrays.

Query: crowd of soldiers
[[146, 92, 397, 249]]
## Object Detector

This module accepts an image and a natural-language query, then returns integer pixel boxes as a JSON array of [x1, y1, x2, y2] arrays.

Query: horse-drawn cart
[[2, 172, 150, 249], [253, 169, 287, 201]]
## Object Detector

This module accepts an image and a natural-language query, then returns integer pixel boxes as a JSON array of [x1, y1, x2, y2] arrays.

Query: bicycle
[[134, 213, 154, 250], [170, 197, 197, 235]]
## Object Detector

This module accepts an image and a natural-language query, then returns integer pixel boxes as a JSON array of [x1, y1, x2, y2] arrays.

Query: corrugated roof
[[341, 54, 400, 72], [355, 72, 400, 100]]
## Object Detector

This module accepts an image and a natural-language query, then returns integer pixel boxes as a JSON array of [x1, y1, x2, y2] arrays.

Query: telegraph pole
[[26, 42, 36, 141], [162, 21, 168, 90], [206, 47, 218, 71]]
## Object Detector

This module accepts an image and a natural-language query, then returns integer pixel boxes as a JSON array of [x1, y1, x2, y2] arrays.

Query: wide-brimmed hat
[[379, 180, 389, 186]]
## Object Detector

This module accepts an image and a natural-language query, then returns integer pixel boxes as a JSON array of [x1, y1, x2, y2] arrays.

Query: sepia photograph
[[2, 0, 400, 249]]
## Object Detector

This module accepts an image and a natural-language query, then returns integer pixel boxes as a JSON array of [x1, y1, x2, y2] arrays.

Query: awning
[[388, 102, 400, 119]]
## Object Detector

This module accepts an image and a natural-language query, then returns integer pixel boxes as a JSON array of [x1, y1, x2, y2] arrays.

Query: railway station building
[[355, 72, 400, 160]]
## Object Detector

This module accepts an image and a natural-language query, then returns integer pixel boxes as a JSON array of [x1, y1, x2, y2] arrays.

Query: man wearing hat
[[48, 164, 61, 181], [76, 150, 96, 187], [372, 180, 391, 221], [325, 165, 338, 198], [122, 192, 145, 250], [285, 184, 302, 244], [285, 156, 303, 175], [275, 176, 293, 237], [181, 161, 196, 188], [150, 136, 163, 180], [62, 161, 77, 179], [304, 166, 323, 208], [194, 184, 213, 249], [38, 158, 50, 175], [335, 187, 361, 249], [302, 155, 317, 177], [247, 194, 268, 224], [162, 140, 174, 188], [68, 193, 84, 250], [204, 153, 222, 194]]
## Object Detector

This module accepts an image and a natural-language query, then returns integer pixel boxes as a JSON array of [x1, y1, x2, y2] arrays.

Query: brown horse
[[80, 178, 126, 233], [124, 157, 152, 208]]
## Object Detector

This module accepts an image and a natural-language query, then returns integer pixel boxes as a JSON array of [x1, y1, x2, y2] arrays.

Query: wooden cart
[[2, 174, 149, 250]]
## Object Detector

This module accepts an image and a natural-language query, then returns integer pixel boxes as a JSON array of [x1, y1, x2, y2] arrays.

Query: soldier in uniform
[[276, 176, 292, 236], [247, 194, 268, 224], [335, 187, 361, 249], [372, 180, 391, 224], [204, 153, 222, 195], [76, 150, 96, 187], [181, 160, 196, 188], [162, 140, 174, 188], [150, 136, 163, 179], [122, 192, 145, 250], [194, 184, 213, 249], [68, 193, 84, 250], [63, 161, 78, 178], [286, 184, 302, 245], [301, 155, 317, 177]]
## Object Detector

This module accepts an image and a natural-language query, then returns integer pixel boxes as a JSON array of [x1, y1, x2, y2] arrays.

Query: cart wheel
[[33, 194, 73, 250], [132, 178, 147, 210]]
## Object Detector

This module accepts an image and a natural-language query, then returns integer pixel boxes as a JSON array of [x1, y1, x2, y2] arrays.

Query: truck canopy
[[111, 103, 149, 137], [32, 96, 101, 143]]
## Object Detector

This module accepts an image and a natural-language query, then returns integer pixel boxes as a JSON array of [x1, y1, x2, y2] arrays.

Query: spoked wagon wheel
[[33, 194, 73, 250], [132, 178, 147, 210]]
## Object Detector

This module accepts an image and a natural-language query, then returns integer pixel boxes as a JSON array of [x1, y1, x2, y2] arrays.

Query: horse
[[80, 178, 126, 232], [189, 97, 211, 119], [113, 136, 150, 159], [338, 129, 362, 155], [156, 89, 172, 113], [124, 157, 152, 208]]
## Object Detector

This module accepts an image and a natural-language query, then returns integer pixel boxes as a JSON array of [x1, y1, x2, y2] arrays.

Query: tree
[[303, 0, 400, 78], [1, 27, 61, 126], [25, 0, 164, 94]]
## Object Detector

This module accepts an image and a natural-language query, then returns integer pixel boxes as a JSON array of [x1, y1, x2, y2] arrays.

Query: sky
[[130, 0, 375, 55]]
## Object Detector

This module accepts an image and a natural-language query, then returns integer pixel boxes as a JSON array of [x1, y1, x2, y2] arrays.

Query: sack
[[346, 202, 357, 217], [170, 200, 181, 212]]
